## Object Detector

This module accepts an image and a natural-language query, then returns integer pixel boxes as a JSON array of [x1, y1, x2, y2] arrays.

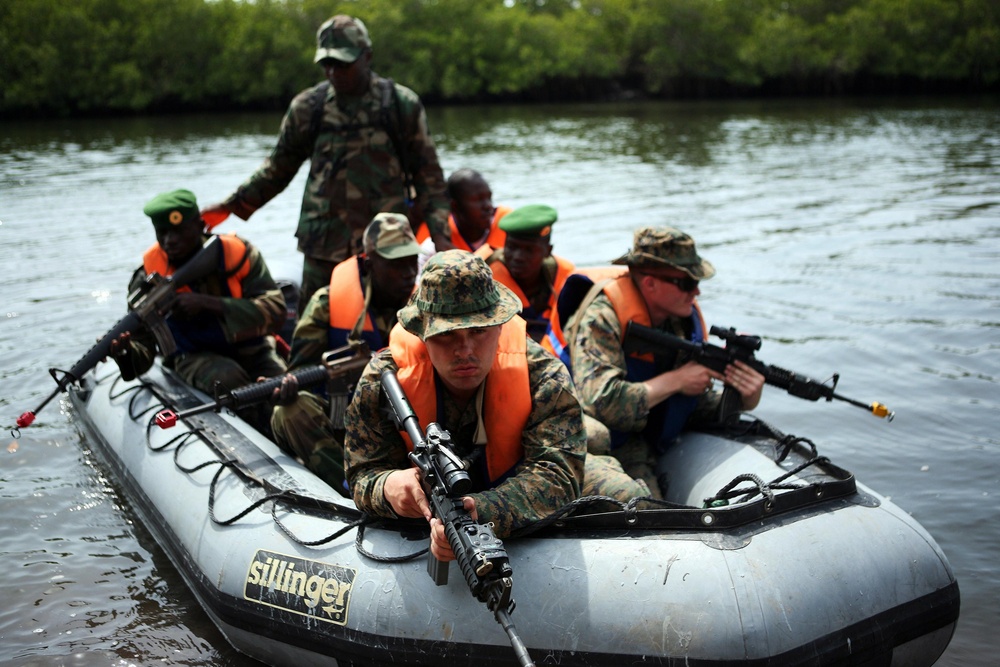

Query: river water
[[1, 96, 997, 665]]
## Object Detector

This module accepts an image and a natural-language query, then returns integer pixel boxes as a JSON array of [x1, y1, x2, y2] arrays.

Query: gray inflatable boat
[[68, 360, 959, 666]]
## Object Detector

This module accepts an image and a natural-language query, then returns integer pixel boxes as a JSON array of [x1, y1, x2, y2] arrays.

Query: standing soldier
[[202, 15, 453, 312]]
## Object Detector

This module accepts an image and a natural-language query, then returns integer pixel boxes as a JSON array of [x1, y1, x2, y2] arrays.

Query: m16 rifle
[[380, 369, 535, 667], [624, 321, 894, 421], [13, 236, 224, 436], [153, 342, 372, 429]]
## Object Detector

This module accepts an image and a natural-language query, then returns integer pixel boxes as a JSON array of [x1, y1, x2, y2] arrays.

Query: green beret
[[499, 204, 557, 238], [143, 189, 200, 231]]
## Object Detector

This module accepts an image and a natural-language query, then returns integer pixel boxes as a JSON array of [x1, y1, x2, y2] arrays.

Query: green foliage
[[1, 0, 995, 117]]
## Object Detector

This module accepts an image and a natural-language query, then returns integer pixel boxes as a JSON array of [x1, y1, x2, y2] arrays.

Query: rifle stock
[[153, 342, 372, 428], [14, 236, 224, 434], [624, 321, 894, 421], [379, 369, 535, 667]]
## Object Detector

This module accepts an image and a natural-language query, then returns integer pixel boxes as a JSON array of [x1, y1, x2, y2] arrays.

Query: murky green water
[[2, 95, 997, 665]]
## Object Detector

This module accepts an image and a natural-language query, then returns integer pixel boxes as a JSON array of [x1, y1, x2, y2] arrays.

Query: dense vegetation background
[[2, 0, 997, 118]]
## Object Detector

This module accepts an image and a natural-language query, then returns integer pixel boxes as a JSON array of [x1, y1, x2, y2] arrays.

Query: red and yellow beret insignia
[[169, 210, 184, 224]]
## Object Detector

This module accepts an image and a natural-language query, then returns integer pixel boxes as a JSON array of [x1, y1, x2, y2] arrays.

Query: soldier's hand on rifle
[[266, 373, 299, 406], [383, 468, 432, 521], [646, 361, 723, 406], [430, 497, 477, 563], [107, 332, 138, 382], [724, 360, 765, 410]]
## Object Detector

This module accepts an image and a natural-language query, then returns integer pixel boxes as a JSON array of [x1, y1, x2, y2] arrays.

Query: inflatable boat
[[67, 360, 959, 666]]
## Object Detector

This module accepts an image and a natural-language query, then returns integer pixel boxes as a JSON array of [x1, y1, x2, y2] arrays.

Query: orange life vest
[[142, 233, 250, 298], [328, 255, 374, 333], [388, 317, 531, 482], [546, 267, 707, 362], [484, 254, 575, 354], [415, 205, 512, 252]]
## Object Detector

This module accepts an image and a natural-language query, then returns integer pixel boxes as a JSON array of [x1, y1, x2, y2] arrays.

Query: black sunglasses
[[646, 273, 699, 292]]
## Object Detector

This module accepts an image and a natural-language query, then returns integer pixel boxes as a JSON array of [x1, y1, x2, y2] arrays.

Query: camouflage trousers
[[582, 454, 650, 501], [170, 339, 286, 435], [270, 390, 349, 496], [580, 414, 650, 500], [299, 256, 339, 315], [583, 413, 662, 500]]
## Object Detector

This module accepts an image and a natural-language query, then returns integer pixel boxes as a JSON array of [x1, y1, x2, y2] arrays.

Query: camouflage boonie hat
[[364, 213, 420, 259], [398, 250, 522, 340], [143, 189, 200, 232], [611, 226, 716, 280], [314, 15, 372, 64]]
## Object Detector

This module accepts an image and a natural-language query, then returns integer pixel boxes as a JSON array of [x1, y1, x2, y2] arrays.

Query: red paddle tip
[[201, 210, 230, 229], [16, 411, 36, 428]]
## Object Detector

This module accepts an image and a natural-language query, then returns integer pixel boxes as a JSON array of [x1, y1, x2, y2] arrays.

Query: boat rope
[[84, 370, 856, 565]]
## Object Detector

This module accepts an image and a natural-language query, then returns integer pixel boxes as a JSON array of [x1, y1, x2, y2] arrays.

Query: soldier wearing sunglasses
[[558, 226, 765, 499]]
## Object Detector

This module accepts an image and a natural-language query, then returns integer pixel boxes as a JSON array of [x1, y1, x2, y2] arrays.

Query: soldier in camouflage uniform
[[344, 251, 646, 560], [110, 189, 287, 433], [566, 227, 765, 498], [202, 15, 453, 312], [270, 213, 420, 495]]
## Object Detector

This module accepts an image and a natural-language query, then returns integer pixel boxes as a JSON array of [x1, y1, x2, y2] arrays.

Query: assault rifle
[[624, 321, 894, 421], [380, 370, 535, 667], [14, 236, 223, 435], [153, 342, 371, 429]]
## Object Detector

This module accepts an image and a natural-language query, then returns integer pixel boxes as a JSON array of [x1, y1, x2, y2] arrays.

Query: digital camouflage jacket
[[344, 339, 586, 538]]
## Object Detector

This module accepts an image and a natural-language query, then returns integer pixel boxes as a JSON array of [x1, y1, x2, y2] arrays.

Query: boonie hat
[[500, 204, 557, 238], [398, 250, 522, 340], [143, 189, 200, 232], [364, 213, 421, 259], [314, 15, 372, 64], [611, 226, 716, 280]]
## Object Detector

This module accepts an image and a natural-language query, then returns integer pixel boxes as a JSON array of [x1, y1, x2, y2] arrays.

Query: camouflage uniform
[[344, 251, 646, 538], [568, 227, 721, 498], [272, 213, 421, 494], [123, 234, 287, 429], [220, 73, 448, 310], [269, 282, 399, 494]]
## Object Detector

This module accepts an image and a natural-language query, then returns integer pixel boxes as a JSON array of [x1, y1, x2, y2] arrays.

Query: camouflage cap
[[314, 15, 372, 64], [611, 226, 716, 280], [398, 250, 522, 340], [500, 204, 557, 238], [364, 213, 421, 259], [143, 189, 200, 232]]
